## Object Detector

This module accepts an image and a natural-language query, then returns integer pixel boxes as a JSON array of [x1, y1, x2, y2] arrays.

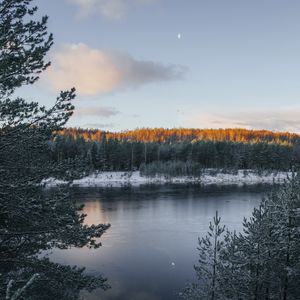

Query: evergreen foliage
[[181, 175, 300, 300], [59, 127, 300, 145], [0, 1, 110, 299], [181, 212, 226, 300], [140, 160, 202, 177], [51, 134, 298, 175]]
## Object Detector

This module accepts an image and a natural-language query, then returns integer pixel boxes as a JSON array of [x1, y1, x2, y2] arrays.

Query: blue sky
[[22, 0, 300, 132]]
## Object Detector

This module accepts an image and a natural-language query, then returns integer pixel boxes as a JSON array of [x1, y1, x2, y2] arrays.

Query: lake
[[49, 184, 273, 300]]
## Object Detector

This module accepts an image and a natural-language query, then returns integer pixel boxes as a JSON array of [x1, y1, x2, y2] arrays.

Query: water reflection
[[50, 184, 274, 300]]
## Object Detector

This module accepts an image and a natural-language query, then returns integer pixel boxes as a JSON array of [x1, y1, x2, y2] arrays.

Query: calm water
[[50, 184, 273, 300]]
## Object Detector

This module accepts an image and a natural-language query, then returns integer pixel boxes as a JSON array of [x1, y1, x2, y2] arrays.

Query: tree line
[[59, 127, 300, 145], [51, 131, 300, 175]]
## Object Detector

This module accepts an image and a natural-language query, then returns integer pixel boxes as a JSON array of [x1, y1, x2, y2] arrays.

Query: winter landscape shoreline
[[43, 170, 292, 188]]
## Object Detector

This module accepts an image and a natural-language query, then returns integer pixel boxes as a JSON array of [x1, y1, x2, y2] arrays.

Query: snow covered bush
[[182, 175, 300, 300]]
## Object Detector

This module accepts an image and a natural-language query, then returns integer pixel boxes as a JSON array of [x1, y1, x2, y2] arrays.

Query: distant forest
[[51, 128, 300, 175]]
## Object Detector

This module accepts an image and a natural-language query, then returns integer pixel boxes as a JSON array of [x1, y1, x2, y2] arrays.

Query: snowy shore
[[43, 170, 292, 188]]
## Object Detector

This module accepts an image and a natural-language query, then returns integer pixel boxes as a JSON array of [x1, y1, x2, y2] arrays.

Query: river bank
[[43, 170, 293, 187]]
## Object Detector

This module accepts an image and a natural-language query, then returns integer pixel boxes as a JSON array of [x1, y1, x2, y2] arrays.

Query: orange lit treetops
[[57, 128, 300, 145]]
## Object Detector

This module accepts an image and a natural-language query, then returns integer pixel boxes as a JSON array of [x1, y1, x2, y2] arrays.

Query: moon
[[177, 33, 181, 39]]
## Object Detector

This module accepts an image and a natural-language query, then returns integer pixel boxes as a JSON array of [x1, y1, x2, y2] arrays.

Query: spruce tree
[[181, 211, 226, 300], [183, 176, 300, 300], [0, 0, 110, 298]]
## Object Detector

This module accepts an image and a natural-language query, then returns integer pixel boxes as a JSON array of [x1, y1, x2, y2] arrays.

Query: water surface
[[50, 184, 273, 300]]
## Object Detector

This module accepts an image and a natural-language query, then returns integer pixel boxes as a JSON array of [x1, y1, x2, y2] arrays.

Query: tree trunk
[[282, 216, 291, 300]]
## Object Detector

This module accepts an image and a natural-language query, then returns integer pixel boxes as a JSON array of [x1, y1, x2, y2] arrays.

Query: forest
[[1, 0, 300, 299], [51, 128, 300, 175]]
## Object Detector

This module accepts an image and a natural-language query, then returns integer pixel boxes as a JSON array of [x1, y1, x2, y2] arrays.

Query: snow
[[42, 170, 293, 188], [41, 177, 68, 187]]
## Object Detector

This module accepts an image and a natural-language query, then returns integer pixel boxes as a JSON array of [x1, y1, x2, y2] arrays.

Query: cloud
[[84, 123, 115, 128], [47, 43, 186, 95], [74, 106, 119, 117], [185, 107, 300, 133], [68, 0, 155, 19]]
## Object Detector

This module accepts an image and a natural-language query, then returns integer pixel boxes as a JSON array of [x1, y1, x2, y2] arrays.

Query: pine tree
[[266, 176, 300, 299], [183, 176, 300, 300], [0, 1, 110, 298], [218, 230, 243, 300], [181, 211, 226, 300]]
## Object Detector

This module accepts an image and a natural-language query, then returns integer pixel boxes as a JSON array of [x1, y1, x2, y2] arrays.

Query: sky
[[20, 0, 300, 132]]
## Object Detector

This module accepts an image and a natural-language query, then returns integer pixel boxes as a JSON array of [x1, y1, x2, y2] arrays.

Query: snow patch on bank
[[42, 170, 293, 188]]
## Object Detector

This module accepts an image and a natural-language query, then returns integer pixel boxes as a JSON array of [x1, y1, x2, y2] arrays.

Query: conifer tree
[[182, 176, 300, 300], [181, 211, 226, 300], [0, 0, 110, 298]]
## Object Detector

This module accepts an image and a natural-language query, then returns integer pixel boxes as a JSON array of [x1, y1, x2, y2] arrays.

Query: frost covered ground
[[43, 170, 293, 187]]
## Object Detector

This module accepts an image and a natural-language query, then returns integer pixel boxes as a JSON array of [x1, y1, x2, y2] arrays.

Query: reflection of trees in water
[[0, 1, 110, 298]]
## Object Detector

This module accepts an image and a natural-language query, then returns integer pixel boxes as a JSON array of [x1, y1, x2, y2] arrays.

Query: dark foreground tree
[[0, 0, 110, 299]]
